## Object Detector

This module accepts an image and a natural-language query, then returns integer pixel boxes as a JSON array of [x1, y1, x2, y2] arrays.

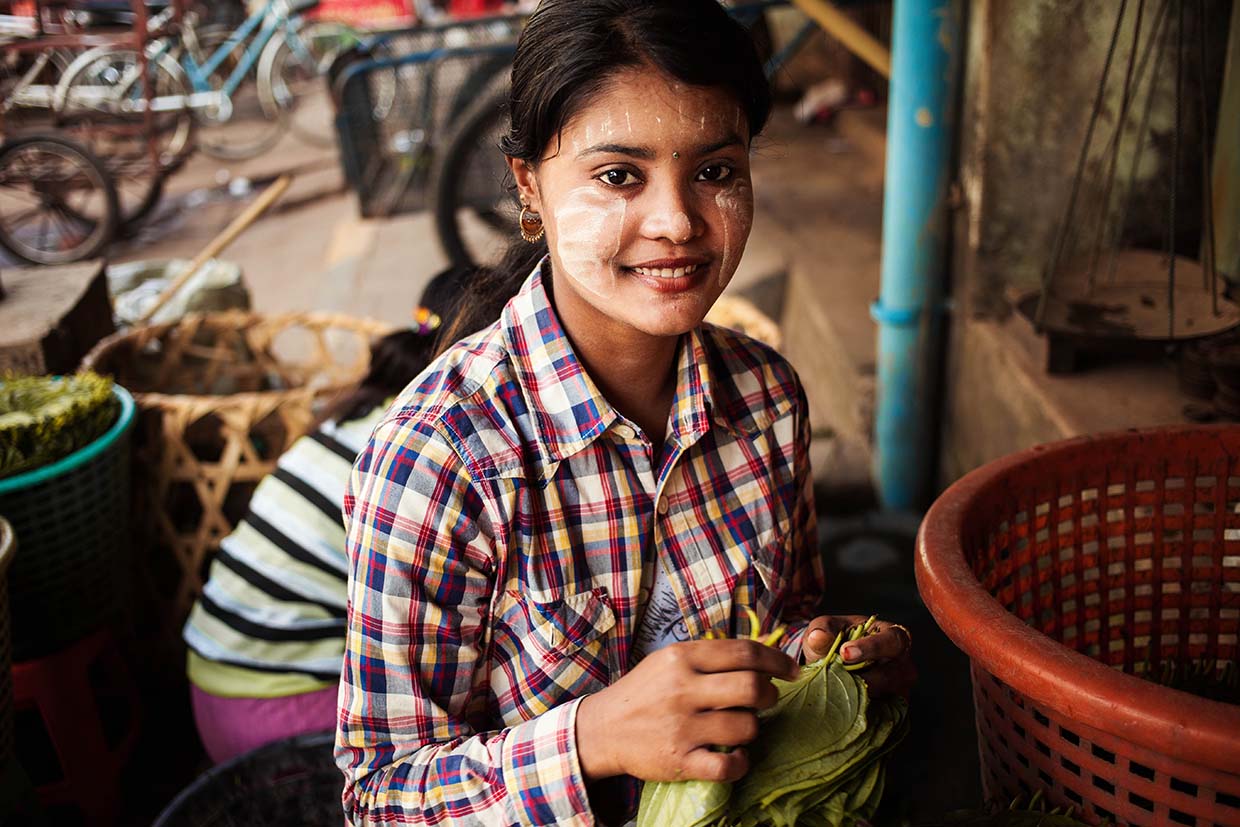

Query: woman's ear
[[507, 157, 542, 213]]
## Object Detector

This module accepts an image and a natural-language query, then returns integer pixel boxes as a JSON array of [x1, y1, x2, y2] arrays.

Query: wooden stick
[[788, 0, 892, 79], [135, 174, 294, 325]]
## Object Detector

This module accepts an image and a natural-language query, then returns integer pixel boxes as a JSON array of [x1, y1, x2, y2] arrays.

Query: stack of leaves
[[638, 614, 909, 827], [931, 791, 1096, 826], [0, 372, 119, 479]]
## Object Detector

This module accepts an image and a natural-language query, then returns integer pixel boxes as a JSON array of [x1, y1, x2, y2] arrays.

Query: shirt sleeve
[[777, 381, 826, 660], [336, 415, 595, 827]]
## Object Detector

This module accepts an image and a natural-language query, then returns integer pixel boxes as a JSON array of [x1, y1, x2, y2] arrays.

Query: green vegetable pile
[[637, 614, 909, 827], [0, 372, 119, 479]]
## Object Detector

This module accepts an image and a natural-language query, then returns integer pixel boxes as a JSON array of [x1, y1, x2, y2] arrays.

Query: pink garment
[[190, 684, 339, 765]]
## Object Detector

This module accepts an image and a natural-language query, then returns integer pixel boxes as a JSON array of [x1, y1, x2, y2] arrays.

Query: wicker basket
[[917, 426, 1240, 827], [82, 311, 391, 630], [0, 385, 134, 662], [152, 731, 341, 827], [706, 295, 783, 351]]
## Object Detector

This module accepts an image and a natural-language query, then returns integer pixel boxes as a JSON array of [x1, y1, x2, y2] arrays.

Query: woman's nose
[[639, 181, 701, 244]]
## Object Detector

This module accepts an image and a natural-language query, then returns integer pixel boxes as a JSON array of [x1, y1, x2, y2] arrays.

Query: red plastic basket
[[917, 426, 1240, 827]]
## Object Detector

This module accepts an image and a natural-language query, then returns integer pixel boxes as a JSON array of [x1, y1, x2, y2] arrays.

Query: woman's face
[[512, 65, 755, 339]]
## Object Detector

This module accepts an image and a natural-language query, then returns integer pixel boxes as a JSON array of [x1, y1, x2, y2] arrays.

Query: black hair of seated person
[[324, 263, 475, 426]]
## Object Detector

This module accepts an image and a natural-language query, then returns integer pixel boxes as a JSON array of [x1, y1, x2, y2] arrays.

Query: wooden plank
[[0, 260, 114, 375]]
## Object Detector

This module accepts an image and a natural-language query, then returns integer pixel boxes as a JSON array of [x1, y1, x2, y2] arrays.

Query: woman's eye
[[599, 169, 637, 187], [697, 164, 733, 183]]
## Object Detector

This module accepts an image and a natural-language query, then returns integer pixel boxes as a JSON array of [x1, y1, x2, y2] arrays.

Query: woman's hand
[[575, 639, 800, 783], [801, 615, 916, 698]]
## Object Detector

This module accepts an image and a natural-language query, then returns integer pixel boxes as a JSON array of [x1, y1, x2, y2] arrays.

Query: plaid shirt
[[337, 262, 824, 826]]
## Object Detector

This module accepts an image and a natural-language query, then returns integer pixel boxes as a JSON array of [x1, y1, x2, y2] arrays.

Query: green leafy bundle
[[637, 618, 909, 827], [0, 372, 119, 479]]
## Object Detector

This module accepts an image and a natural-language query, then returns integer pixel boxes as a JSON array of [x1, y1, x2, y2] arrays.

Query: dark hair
[[324, 264, 474, 425], [438, 0, 772, 351]]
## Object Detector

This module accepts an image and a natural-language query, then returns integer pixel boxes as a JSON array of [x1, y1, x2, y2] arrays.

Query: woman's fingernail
[[842, 644, 859, 662]]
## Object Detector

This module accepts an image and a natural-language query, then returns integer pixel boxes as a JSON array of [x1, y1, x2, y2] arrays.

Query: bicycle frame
[[149, 0, 313, 100]]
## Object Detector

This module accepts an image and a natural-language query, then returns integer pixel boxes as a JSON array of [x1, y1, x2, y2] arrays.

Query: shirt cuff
[[502, 697, 594, 827]]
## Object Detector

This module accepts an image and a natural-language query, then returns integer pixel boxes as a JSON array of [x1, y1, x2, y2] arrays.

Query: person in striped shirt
[[338, 1, 916, 824], [182, 266, 470, 764]]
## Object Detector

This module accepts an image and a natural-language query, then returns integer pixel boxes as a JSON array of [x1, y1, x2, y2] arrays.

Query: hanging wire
[[1168, 0, 1184, 340], [1035, 0, 1130, 330], [1195, 0, 1219, 315], [1087, 0, 1146, 292], [1106, 0, 1172, 286]]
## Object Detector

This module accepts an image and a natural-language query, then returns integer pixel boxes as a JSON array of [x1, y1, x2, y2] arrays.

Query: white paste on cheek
[[713, 179, 754, 288], [551, 186, 628, 301]]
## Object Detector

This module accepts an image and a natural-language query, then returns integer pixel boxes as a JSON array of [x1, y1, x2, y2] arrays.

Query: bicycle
[[1, 0, 174, 244], [53, 0, 350, 161]]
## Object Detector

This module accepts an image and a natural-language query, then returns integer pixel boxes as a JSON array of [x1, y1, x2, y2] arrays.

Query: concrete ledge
[[941, 309, 1190, 484]]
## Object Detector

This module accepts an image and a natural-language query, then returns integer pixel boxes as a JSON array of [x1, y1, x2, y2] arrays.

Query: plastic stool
[[12, 629, 141, 826]]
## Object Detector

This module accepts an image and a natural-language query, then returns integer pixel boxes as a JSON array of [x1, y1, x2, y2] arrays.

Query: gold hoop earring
[[519, 206, 545, 243]]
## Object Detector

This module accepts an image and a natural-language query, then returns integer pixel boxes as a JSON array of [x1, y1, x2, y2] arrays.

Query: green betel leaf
[[634, 626, 910, 827], [635, 778, 730, 827]]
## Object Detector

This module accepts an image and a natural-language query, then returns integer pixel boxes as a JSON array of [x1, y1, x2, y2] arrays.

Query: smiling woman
[[335, 2, 915, 825]]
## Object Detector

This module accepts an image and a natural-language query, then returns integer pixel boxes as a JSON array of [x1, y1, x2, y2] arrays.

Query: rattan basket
[[706, 295, 783, 351], [0, 385, 134, 661], [917, 426, 1240, 827], [82, 311, 391, 630]]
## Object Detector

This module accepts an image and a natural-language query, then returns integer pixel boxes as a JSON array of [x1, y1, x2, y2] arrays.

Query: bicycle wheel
[[429, 77, 517, 267], [53, 46, 189, 229], [259, 22, 359, 148], [188, 25, 287, 160], [0, 134, 119, 265], [0, 47, 73, 128]]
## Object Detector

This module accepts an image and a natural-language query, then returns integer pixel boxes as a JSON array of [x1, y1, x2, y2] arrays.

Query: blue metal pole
[[872, 0, 962, 511]]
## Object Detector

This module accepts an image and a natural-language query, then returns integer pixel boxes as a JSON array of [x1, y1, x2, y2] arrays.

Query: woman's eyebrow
[[577, 133, 745, 161], [578, 143, 656, 160]]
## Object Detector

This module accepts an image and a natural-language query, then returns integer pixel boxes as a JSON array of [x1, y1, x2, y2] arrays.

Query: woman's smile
[[623, 257, 712, 294]]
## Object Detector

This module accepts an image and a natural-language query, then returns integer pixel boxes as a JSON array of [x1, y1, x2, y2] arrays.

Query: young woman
[[181, 266, 469, 764], [337, 1, 916, 824]]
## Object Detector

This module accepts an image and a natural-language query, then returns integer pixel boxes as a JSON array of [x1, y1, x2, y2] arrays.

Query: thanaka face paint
[[526, 66, 756, 339]]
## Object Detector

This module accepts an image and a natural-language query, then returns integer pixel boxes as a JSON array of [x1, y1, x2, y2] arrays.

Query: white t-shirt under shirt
[[630, 556, 692, 663]]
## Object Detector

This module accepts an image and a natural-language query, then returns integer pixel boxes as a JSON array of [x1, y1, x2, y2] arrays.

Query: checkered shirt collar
[[500, 258, 717, 463]]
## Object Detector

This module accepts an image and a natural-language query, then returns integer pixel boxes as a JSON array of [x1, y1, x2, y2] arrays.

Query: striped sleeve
[[336, 415, 594, 827]]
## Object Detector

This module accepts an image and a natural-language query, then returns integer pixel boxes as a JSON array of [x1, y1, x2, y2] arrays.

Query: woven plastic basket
[[82, 311, 391, 631], [152, 731, 342, 827], [917, 426, 1240, 827], [0, 385, 134, 661]]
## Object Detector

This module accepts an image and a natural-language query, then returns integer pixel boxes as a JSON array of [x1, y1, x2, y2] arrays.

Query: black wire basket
[[331, 14, 522, 218], [152, 732, 343, 827]]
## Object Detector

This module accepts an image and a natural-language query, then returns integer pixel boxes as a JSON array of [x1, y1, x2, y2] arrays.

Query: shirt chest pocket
[[494, 588, 616, 711]]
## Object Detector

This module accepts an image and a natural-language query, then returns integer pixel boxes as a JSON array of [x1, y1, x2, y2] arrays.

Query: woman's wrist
[[575, 691, 621, 781]]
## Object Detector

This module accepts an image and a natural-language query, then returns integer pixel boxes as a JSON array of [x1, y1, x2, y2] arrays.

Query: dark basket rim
[[0, 385, 134, 495], [152, 730, 339, 827], [916, 424, 1240, 775]]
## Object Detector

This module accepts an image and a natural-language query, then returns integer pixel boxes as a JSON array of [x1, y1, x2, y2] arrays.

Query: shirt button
[[614, 424, 636, 440], [657, 497, 669, 515]]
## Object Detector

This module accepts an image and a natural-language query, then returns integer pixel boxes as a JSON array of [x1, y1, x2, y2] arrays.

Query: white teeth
[[633, 264, 701, 278]]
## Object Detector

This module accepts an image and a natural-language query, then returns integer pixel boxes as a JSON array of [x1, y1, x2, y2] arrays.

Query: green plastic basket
[[0, 385, 134, 661]]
